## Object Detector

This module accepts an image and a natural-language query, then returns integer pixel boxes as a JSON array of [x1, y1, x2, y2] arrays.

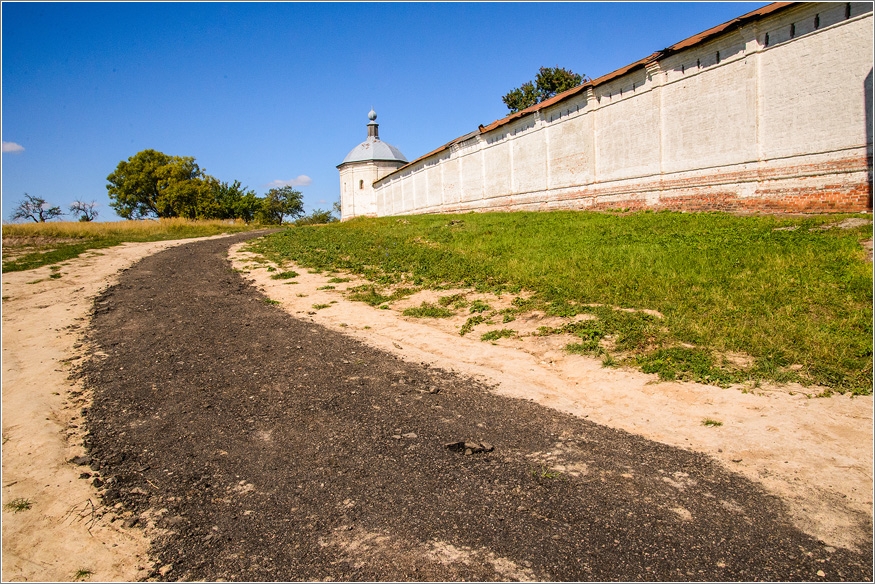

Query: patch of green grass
[[49, 272, 62, 279], [347, 285, 394, 307], [73, 568, 93, 581], [270, 270, 299, 280], [248, 211, 873, 394], [460, 315, 485, 336], [347, 284, 416, 307], [312, 303, 331, 309], [266, 266, 276, 272], [403, 302, 455, 318], [317, 285, 336, 290], [4, 498, 32, 513], [438, 293, 468, 308], [531, 466, 563, 480], [263, 298, 280, 305], [328, 277, 351, 283], [469, 299, 491, 313], [637, 347, 740, 386], [702, 418, 723, 427], [481, 328, 516, 341], [2, 219, 264, 273]]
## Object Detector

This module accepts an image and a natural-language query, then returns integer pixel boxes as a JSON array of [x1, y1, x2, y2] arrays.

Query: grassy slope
[[250, 210, 873, 394], [2, 219, 263, 272]]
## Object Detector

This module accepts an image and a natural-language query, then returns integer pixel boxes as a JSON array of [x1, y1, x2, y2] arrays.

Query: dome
[[338, 109, 408, 166], [341, 138, 408, 165]]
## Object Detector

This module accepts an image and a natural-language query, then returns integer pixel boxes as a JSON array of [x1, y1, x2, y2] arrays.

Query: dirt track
[[77, 233, 871, 581]]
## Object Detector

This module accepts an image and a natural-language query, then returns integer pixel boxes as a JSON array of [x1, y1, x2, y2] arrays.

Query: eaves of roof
[[377, 1, 796, 183]]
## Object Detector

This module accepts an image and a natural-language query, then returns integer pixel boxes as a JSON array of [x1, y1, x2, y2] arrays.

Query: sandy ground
[[229, 242, 873, 553], [1, 236, 234, 582], [1, 234, 871, 581]]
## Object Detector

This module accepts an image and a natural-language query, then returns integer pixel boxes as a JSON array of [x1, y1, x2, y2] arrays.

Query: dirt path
[[2, 235, 244, 582], [66, 235, 871, 580], [2, 233, 871, 581]]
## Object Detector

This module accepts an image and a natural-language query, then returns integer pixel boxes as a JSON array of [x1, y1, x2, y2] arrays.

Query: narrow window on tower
[[814, 14, 820, 29], [359, 180, 364, 190], [790, 23, 796, 38], [716, 51, 720, 64], [845, 3, 851, 19], [764, 33, 770, 47]]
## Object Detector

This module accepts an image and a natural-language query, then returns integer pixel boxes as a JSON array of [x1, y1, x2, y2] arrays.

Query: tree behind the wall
[[503, 66, 585, 113]]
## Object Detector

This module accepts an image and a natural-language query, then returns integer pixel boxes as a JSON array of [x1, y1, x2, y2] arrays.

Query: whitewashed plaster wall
[[370, 2, 873, 216]]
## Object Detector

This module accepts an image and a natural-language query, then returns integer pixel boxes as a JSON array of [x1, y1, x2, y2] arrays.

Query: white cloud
[[2, 141, 25, 153], [266, 175, 312, 188]]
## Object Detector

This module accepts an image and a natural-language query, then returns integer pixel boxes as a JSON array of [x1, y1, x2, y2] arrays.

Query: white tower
[[337, 110, 408, 220]]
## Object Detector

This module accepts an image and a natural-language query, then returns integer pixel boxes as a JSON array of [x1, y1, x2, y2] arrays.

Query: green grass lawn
[[2, 218, 264, 272], [249, 210, 873, 395]]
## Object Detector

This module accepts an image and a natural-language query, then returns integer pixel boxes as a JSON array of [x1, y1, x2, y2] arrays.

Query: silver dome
[[341, 138, 408, 165], [339, 110, 408, 166]]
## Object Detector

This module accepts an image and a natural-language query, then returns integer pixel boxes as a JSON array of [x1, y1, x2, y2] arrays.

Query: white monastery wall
[[363, 2, 872, 217]]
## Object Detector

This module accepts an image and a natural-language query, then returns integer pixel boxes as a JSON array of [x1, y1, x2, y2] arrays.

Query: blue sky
[[2, 2, 768, 222]]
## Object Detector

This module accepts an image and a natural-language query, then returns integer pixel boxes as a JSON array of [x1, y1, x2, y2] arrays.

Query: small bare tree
[[70, 200, 99, 222], [10, 193, 64, 223]]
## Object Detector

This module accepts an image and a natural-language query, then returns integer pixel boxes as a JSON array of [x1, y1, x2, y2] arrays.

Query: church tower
[[337, 110, 408, 220]]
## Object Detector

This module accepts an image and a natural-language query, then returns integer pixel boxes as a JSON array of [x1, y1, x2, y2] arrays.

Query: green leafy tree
[[10, 193, 63, 223], [106, 149, 212, 219], [201, 179, 259, 221], [256, 186, 305, 225], [502, 66, 585, 113], [294, 208, 339, 226], [235, 191, 264, 224], [69, 200, 99, 222]]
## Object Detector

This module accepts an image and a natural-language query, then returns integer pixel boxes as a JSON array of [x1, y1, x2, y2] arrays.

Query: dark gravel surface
[[78, 232, 873, 582]]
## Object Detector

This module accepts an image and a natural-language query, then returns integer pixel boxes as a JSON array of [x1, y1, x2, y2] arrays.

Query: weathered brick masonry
[[343, 2, 874, 219]]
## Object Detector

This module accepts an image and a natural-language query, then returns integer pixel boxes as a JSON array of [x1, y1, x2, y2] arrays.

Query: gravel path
[[79, 233, 872, 581]]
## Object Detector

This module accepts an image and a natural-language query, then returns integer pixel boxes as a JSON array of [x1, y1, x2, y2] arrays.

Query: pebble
[[402, 432, 417, 439], [158, 564, 173, 576], [70, 455, 91, 466], [445, 440, 495, 454], [817, 570, 825, 577]]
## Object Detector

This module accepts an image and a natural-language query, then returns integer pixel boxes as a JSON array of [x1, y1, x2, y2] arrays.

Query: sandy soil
[[1, 233, 870, 581], [1, 236, 233, 582], [229, 242, 873, 553]]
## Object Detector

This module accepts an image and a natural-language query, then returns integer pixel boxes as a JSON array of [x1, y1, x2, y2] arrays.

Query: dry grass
[[2, 219, 261, 272]]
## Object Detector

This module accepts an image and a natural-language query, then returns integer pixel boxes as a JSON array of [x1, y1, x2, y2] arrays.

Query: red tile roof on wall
[[377, 2, 797, 182]]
